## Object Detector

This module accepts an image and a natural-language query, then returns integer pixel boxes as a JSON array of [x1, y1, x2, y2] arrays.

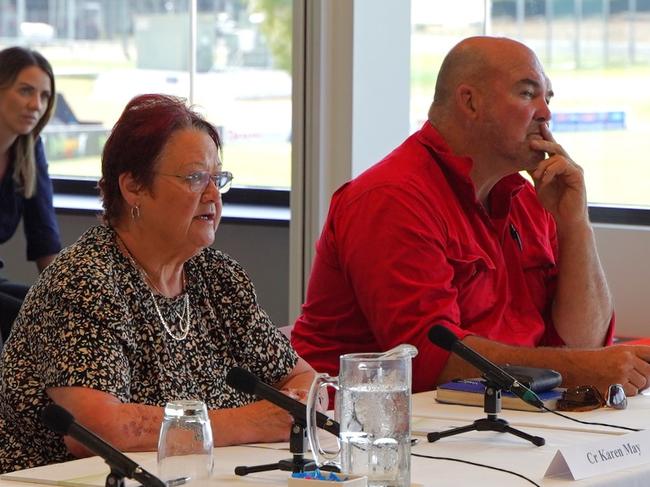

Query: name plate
[[545, 429, 650, 480]]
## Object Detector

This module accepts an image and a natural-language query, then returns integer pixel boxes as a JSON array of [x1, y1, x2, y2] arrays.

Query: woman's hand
[[211, 360, 323, 446], [211, 399, 295, 446]]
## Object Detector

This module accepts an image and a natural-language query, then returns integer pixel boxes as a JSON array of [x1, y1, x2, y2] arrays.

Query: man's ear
[[118, 172, 144, 208], [456, 83, 480, 119]]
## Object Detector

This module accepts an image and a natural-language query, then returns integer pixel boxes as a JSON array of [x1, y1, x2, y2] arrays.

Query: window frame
[[51, 177, 290, 226], [52, 176, 650, 226], [589, 206, 650, 226]]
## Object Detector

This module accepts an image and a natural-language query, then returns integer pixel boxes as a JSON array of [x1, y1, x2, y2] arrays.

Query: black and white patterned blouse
[[0, 225, 297, 473]]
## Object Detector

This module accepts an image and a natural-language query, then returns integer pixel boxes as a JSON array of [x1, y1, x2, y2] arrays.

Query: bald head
[[425, 36, 553, 179], [429, 36, 543, 118]]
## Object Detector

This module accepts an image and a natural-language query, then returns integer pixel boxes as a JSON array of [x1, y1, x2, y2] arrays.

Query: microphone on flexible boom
[[225, 366, 340, 436], [41, 404, 166, 487], [428, 324, 544, 409]]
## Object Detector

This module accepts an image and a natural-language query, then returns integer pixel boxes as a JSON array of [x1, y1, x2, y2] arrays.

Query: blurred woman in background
[[0, 46, 61, 346]]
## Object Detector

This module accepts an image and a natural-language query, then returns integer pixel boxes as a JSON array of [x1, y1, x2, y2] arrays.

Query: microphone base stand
[[105, 468, 126, 487], [234, 421, 340, 476], [427, 382, 545, 447]]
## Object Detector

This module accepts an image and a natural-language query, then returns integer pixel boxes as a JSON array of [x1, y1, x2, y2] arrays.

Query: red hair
[[99, 94, 222, 225]]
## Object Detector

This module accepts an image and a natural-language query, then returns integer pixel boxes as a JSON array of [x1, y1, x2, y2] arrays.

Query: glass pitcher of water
[[306, 345, 417, 487]]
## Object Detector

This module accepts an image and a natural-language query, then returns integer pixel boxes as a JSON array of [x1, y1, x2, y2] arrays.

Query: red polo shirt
[[292, 122, 614, 393]]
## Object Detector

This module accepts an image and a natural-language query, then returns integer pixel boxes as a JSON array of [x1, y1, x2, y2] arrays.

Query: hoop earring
[[130, 205, 141, 220]]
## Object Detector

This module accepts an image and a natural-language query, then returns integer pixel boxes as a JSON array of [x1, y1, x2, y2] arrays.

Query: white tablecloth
[[2, 391, 650, 487]]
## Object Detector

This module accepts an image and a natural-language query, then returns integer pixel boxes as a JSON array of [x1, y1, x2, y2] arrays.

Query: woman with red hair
[[0, 94, 315, 473]]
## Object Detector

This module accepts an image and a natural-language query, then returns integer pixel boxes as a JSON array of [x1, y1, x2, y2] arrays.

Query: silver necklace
[[147, 277, 191, 341], [116, 234, 191, 341]]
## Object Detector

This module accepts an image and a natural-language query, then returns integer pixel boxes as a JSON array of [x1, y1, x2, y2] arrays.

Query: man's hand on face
[[527, 123, 589, 227]]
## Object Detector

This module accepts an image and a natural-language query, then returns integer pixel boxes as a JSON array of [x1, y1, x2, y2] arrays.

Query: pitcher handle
[[306, 373, 340, 467]]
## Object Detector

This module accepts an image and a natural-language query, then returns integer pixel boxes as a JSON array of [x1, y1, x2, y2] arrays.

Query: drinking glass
[[157, 400, 213, 483]]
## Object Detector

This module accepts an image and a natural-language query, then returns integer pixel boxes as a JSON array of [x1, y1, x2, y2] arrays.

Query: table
[[413, 390, 650, 434], [409, 390, 650, 485], [2, 391, 650, 487]]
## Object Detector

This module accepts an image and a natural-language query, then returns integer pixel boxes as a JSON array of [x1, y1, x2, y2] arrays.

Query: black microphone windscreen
[[428, 325, 458, 351], [41, 404, 74, 435], [225, 367, 257, 394]]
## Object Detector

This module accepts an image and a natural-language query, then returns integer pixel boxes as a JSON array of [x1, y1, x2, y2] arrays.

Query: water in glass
[[340, 384, 410, 487]]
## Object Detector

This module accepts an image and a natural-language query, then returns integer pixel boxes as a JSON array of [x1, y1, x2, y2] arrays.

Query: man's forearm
[[437, 336, 579, 386], [435, 335, 650, 397], [552, 221, 613, 347]]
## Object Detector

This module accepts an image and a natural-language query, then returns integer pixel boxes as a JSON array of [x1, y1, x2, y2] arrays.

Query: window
[[2, 0, 292, 191], [411, 0, 650, 213]]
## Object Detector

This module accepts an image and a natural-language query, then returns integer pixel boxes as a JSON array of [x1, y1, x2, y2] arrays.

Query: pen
[[165, 477, 191, 487], [134, 477, 190, 487], [509, 223, 523, 251]]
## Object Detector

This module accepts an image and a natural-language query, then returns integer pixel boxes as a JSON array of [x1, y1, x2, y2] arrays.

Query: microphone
[[428, 325, 544, 409], [41, 404, 166, 487], [225, 367, 340, 436]]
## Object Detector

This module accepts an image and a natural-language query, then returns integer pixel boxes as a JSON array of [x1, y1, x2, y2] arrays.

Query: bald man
[[291, 36, 650, 398]]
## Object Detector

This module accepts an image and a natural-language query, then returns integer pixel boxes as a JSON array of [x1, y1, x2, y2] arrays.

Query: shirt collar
[[416, 121, 528, 217]]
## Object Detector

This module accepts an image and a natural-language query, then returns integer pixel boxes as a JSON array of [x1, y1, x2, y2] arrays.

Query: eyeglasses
[[556, 384, 627, 412], [158, 171, 234, 194]]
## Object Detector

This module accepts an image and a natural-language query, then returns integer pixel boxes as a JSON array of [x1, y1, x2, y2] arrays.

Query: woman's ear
[[118, 172, 143, 208]]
